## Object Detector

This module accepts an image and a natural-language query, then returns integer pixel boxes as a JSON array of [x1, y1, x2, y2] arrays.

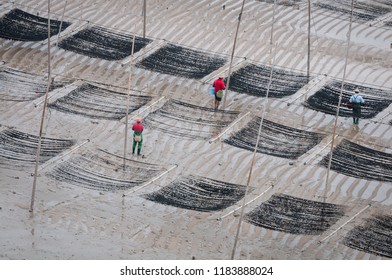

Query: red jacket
[[213, 78, 225, 93], [132, 123, 144, 133]]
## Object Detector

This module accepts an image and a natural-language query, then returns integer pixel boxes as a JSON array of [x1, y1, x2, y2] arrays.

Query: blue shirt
[[350, 94, 364, 104]]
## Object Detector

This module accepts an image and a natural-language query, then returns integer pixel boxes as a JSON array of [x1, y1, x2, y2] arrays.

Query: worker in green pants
[[132, 117, 144, 155]]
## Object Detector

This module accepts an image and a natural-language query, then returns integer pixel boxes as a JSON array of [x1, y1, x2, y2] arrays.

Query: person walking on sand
[[349, 88, 365, 125], [132, 117, 144, 155], [212, 76, 225, 110]]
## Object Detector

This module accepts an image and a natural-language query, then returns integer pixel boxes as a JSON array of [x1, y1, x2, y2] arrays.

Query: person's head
[[136, 117, 142, 123], [354, 88, 360, 93], [218, 76, 223, 80]]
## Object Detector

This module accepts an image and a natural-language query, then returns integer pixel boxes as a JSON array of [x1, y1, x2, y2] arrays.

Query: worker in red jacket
[[212, 76, 225, 110], [132, 117, 144, 155]]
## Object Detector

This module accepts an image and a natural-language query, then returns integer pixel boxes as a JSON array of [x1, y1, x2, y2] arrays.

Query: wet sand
[[1, 0, 391, 260]]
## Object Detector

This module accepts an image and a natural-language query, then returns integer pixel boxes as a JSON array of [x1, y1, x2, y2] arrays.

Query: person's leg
[[137, 138, 143, 155], [352, 106, 358, 124], [132, 139, 136, 154]]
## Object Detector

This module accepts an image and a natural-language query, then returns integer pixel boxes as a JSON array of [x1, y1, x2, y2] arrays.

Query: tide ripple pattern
[[304, 81, 391, 118], [319, 139, 392, 182], [0, 128, 75, 169], [224, 117, 325, 159], [143, 99, 240, 140], [58, 26, 152, 61], [245, 193, 346, 235], [0, 8, 71, 41], [47, 150, 167, 191], [0, 67, 70, 101], [256, 0, 302, 7], [228, 63, 309, 98], [315, 0, 391, 23], [144, 175, 247, 212], [344, 215, 392, 258], [49, 83, 152, 120], [136, 43, 227, 79]]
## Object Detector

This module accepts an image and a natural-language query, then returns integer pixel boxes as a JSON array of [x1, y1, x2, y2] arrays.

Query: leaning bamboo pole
[[143, 0, 147, 38], [221, 0, 246, 110], [323, 0, 355, 203], [123, 34, 136, 169], [30, 0, 52, 213], [307, 0, 311, 80], [231, 0, 278, 260]]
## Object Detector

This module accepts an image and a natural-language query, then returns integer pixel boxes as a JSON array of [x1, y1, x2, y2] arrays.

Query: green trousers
[[132, 133, 143, 155]]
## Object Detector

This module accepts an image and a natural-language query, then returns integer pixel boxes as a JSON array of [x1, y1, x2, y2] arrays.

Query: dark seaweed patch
[[0, 8, 71, 41], [136, 43, 227, 79], [58, 26, 152, 60], [143, 175, 246, 212], [48, 83, 152, 120], [0, 128, 75, 169], [344, 215, 392, 258], [256, 0, 303, 7], [319, 139, 392, 182], [373, 0, 392, 6], [143, 99, 240, 140], [315, 0, 391, 23], [0, 67, 69, 101], [224, 117, 325, 159], [245, 193, 346, 235], [228, 63, 309, 98], [47, 150, 166, 191], [304, 81, 391, 118]]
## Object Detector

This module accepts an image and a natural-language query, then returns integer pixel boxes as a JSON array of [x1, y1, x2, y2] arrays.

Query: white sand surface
[[1, 0, 391, 260]]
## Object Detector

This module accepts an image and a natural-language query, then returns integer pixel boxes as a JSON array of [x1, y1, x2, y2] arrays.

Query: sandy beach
[[0, 0, 391, 260]]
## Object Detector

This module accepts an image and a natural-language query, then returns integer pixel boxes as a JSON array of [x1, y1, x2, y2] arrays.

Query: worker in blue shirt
[[349, 88, 365, 125]]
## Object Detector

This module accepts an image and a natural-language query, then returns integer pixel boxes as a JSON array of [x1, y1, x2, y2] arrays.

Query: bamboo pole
[[30, 0, 52, 213], [123, 33, 136, 169], [143, 0, 147, 38], [307, 0, 311, 80], [209, 111, 250, 143], [221, 0, 246, 110], [218, 185, 273, 220], [231, 0, 278, 260], [123, 164, 178, 196], [319, 204, 371, 243], [55, 0, 67, 49], [323, 0, 355, 203]]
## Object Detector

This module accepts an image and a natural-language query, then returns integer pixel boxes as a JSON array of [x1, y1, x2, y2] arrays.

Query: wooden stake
[[231, 0, 278, 260], [324, 0, 355, 203], [221, 0, 246, 110], [307, 0, 311, 80], [143, 0, 147, 38], [123, 33, 136, 169], [30, 0, 52, 213]]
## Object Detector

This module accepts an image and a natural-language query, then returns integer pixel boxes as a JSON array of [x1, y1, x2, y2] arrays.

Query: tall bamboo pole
[[123, 34, 136, 169], [143, 0, 146, 38], [323, 0, 355, 203], [30, 0, 52, 213], [307, 0, 311, 79], [221, 0, 246, 110], [231, 0, 278, 260]]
